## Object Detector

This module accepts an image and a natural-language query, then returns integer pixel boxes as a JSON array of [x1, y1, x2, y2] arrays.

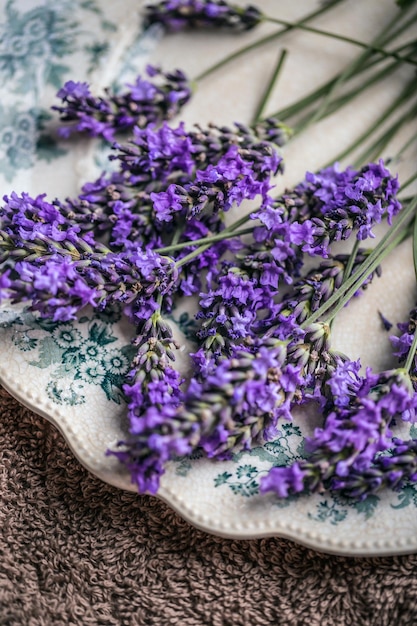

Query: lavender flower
[[260, 367, 417, 499], [329, 436, 417, 499], [182, 338, 304, 458], [0, 192, 179, 322], [53, 65, 192, 141], [109, 312, 193, 493], [113, 120, 284, 193], [255, 160, 402, 259], [391, 304, 417, 376], [143, 0, 263, 32]]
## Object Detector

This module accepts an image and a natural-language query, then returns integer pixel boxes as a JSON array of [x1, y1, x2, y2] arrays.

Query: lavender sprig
[[0, 192, 179, 322], [329, 437, 417, 499], [109, 311, 192, 494], [182, 338, 304, 459], [255, 160, 402, 259], [143, 0, 263, 32], [53, 65, 192, 141], [260, 367, 417, 499]]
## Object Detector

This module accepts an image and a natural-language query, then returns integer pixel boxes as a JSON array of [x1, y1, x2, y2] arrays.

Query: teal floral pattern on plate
[[207, 421, 417, 524], [0, 305, 135, 406], [0, 0, 157, 183], [0, 1, 77, 94], [1, 0, 416, 556]]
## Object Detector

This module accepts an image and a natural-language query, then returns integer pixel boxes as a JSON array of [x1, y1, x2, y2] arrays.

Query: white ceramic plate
[[1, 0, 417, 556]]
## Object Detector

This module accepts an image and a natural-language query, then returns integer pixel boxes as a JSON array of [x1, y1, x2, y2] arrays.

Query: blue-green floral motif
[[0, 104, 67, 181], [0, 306, 135, 405], [309, 493, 379, 525], [211, 424, 305, 498], [308, 500, 348, 525], [209, 418, 417, 523], [79, 0, 118, 33], [0, 1, 78, 93], [174, 449, 204, 477]]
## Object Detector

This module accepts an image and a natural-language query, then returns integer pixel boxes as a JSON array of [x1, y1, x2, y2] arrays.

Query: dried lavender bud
[[330, 437, 417, 499], [143, 0, 263, 32]]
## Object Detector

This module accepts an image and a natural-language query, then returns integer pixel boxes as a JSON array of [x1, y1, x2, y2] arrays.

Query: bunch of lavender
[[53, 65, 192, 141], [189, 158, 396, 375], [0, 157, 406, 495], [50, 118, 285, 264], [143, 0, 263, 32], [0, 192, 179, 323], [1, 0, 416, 501], [112, 336, 304, 493]]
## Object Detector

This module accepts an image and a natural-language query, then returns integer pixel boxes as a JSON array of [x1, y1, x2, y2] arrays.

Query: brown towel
[[1, 386, 417, 626]]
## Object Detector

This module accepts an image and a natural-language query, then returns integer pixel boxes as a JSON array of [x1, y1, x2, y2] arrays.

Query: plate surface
[[1, 0, 417, 556]]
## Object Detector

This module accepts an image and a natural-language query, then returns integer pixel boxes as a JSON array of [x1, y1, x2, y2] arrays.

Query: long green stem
[[404, 329, 417, 373], [301, 196, 417, 329], [268, 38, 416, 122], [194, 0, 345, 82], [296, 7, 416, 133], [252, 49, 287, 124], [264, 15, 417, 67], [155, 226, 253, 254], [392, 125, 417, 162], [413, 213, 417, 285], [320, 79, 416, 168], [353, 96, 417, 168], [293, 51, 407, 130], [400, 172, 417, 193], [324, 229, 408, 325], [342, 239, 361, 282]]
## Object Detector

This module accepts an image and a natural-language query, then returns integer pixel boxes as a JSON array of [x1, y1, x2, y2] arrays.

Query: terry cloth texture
[[1, 386, 417, 626]]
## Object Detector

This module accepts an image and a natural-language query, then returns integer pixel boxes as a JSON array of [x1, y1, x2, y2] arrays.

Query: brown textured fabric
[[1, 386, 417, 626]]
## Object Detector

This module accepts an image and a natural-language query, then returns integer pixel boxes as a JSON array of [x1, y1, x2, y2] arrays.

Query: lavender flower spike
[[143, 0, 263, 32], [182, 338, 304, 459], [260, 367, 417, 500], [53, 65, 192, 141]]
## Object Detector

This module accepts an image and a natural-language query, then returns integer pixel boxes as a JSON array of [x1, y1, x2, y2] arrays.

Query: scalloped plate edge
[[2, 363, 417, 557]]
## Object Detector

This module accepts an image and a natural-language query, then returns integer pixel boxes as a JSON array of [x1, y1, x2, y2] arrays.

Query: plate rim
[[1, 352, 417, 558]]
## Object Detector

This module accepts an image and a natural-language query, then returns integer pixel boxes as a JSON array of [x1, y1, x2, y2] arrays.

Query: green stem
[[319, 79, 416, 168], [404, 328, 417, 373], [413, 213, 417, 285], [175, 243, 210, 269], [193, 0, 345, 82], [400, 172, 417, 193], [342, 239, 361, 282], [352, 97, 417, 167], [324, 229, 408, 325], [392, 125, 417, 162], [268, 38, 416, 122], [252, 49, 287, 124], [292, 52, 406, 130], [155, 226, 253, 254], [295, 7, 415, 133], [301, 195, 417, 329], [264, 15, 417, 67]]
